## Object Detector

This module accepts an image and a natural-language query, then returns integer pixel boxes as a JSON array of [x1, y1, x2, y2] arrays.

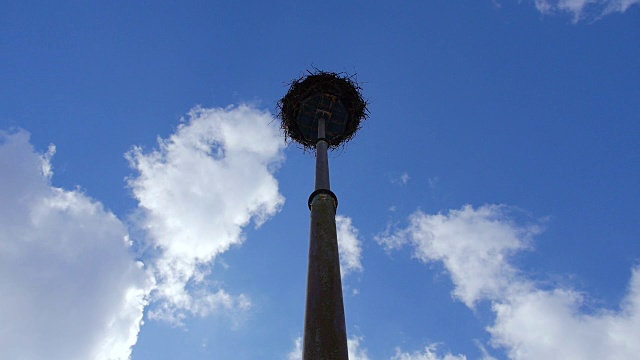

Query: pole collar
[[308, 189, 338, 210]]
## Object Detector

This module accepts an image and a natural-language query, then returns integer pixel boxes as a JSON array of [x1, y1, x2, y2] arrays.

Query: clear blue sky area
[[1, 1, 639, 359]]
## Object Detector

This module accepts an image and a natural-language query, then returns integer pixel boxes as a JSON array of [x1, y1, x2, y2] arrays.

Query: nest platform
[[278, 71, 368, 150]]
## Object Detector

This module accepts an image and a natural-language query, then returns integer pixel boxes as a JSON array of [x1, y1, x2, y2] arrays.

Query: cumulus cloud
[[377, 205, 539, 307], [288, 336, 370, 360], [532, 0, 639, 21], [336, 215, 364, 278], [126, 105, 285, 324], [378, 204, 640, 360], [0, 130, 152, 360], [488, 271, 640, 359]]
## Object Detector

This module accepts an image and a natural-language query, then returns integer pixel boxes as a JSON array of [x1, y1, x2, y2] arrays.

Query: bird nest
[[277, 70, 368, 150]]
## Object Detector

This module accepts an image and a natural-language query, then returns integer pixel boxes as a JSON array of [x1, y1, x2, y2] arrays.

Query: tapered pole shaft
[[303, 118, 349, 360]]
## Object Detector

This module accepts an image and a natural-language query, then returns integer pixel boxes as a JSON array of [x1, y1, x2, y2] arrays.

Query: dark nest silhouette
[[277, 70, 368, 150]]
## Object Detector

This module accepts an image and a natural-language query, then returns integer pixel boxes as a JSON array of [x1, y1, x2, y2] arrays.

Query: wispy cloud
[[378, 204, 640, 359], [532, 0, 640, 22], [126, 105, 285, 324], [0, 130, 152, 360], [400, 172, 410, 185], [391, 343, 468, 360], [392, 172, 411, 186]]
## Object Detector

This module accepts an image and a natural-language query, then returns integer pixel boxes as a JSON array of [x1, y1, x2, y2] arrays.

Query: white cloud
[[428, 177, 439, 190], [401, 172, 410, 185], [126, 105, 285, 324], [532, 0, 639, 21], [378, 204, 640, 359], [377, 205, 539, 307], [0, 130, 152, 360], [288, 336, 370, 360], [288, 337, 303, 360], [336, 215, 364, 278], [392, 344, 468, 360], [488, 270, 640, 359], [348, 336, 372, 360]]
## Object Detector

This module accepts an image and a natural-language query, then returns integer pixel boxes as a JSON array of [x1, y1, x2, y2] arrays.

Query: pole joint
[[308, 189, 338, 210]]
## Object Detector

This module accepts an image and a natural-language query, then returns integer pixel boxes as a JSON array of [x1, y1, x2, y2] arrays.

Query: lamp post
[[278, 71, 367, 360]]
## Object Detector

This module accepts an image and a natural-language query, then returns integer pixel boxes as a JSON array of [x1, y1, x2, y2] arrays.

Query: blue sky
[[1, 1, 639, 359]]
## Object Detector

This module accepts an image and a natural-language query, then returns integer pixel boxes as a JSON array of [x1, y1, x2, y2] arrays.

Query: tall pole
[[303, 115, 349, 359], [278, 70, 367, 360]]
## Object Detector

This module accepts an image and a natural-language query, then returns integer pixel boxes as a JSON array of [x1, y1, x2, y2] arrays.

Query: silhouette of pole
[[278, 71, 367, 360]]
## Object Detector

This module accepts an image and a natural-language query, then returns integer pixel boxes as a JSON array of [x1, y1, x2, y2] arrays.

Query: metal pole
[[315, 118, 330, 191], [302, 117, 349, 360]]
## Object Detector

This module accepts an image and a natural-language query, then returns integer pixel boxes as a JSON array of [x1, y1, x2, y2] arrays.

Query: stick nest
[[277, 70, 368, 150]]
